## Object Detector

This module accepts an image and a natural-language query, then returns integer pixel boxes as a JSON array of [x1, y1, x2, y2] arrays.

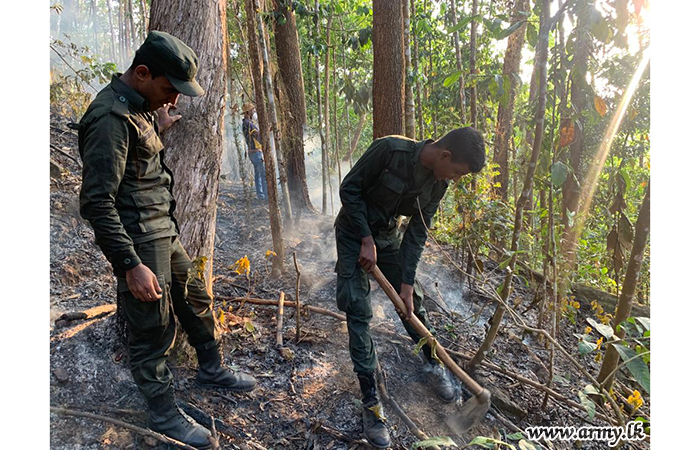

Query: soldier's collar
[[110, 74, 150, 112], [412, 139, 434, 164]]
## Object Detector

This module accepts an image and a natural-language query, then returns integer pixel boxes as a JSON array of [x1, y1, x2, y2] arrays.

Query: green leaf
[[612, 343, 650, 394], [578, 387, 597, 420], [578, 339, 597, 355], [551, 161, 568, 187], [443, 70, 464, 88], [446, 15, 479, 34], [506, 432, 524, 441], [635, 317, 651, 331], [245, 320, 255, 333], [518, 440, 541, 450], [468, 436, 516, 449], [495, 20, 527, 40], [526, 22, 538, 48], [586, 318, 614, 339], [412, 436, 457, 449]]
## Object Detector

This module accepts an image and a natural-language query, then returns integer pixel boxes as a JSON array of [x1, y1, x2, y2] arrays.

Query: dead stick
[[50, 144, 82, 166], [276, 292, 285, 347], [375, 361, 437, 449], [218, 296, 346, 321], [50, 406, 199, 450], [293, 252, 301, 342]]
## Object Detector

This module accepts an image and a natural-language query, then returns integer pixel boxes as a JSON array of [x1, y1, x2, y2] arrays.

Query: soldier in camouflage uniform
[[79, 31, 256, 450], [335, 128, 485, 448]]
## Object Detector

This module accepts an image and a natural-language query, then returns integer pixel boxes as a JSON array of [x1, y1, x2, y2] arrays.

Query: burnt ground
[[49, 114, 650, 450]]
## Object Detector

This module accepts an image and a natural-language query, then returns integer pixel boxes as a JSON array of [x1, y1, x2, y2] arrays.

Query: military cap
[[135, 30, 205, 97]]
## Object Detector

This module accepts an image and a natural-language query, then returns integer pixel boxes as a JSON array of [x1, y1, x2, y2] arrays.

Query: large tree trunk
[[449, 0, 467, 125], [140, 0, 148, 41], [127, 0, 137, 51], [244, 0, 285, 271], [372, 0, 404, 138], [597, 183, 650, 391], [493, 0, 530, 202], [149, 0, 228, 291], [273, 0, 315, 213], [403, 0, 415, 139]]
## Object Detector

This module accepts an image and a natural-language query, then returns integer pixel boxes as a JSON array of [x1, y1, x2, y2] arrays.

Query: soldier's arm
[[398, 181, 449, 285], [338, 138, 389, 239], [79, 115, 141, 272]]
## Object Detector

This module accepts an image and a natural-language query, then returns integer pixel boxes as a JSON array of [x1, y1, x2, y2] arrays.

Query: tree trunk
[[140, 0, 149, 40], [411, 0, 423, 140], [149, 0, 228, 291], [468, 0, 551, 371], [273, 0, 315, 213], [372, 0, 404, 138], [493, 0, 530, 202], [469, 0, 478, 127], [118, 0, 126, 66], [106, 0, 117, 62], [449, 0, 467, 125], [561, 0, 593, 276], [597, 183, 650, 391], [255, 1, 293, 223], [127, 0, 137, 51], [324, 11, 334, 214], [403, 0, 415, 139], [332, 47, 342, 188], [244, 0, 285, 271]]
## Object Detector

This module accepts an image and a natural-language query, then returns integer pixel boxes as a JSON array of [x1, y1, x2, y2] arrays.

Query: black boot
[[358, 372, 391, 449], [147, 389, 212, 449], [195, 345, 257, 391], [422, 346, 460, 403]]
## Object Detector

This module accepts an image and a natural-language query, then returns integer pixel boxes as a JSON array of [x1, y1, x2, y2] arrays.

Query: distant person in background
[[241, 102, 268, 201]]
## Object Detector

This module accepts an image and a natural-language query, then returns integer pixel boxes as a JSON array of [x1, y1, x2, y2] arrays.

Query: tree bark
[[597, 183, 650, 391], [149, 0, 228, 291], [140, 0, 149, 40], [273, 0, 315, 213], [449, 0, 467, 125], [127, 0, 137, 51], [344, 111, 367, 162], [255, 1, 293, 223], [372, 0, 405, 138], [403, 0, 415, 139], [411, 0, 423, 140], [244, 0, 285, 271], [493, 0, 530, 202]]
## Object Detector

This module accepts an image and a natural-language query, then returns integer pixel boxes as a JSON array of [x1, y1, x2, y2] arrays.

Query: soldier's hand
[[358, 236, 377, 271], [155, 103, 182, 133], [126, 264, 163, 302], [399, 283, 415, 318]]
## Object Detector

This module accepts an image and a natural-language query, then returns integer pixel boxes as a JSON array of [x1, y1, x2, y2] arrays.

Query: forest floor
[[49, 113, 650, 450]]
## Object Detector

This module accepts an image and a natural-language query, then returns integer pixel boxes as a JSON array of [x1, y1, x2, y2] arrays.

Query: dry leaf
[[594, 96, 607, 117]]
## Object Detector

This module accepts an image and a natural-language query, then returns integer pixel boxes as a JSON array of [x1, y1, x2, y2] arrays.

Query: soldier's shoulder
[[381, 135, 417, 152], [80, 87, 132, 127]]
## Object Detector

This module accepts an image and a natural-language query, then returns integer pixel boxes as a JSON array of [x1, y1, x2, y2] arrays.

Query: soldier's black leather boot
[[358, 372, 391, 449], [422, 346, 460, 403], [147, 389, 212, 449], [195, 345, 257, 391]]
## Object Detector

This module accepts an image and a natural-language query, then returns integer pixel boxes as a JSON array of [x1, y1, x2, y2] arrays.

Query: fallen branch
[[50, 144, 82, 167], [217, 296, 346, 321], [313, 421, 367, 445], [50, 406, 199, 450], [375, 361, 438, 449], [276, 292, 285, 347], [293, 252, 302, 342]]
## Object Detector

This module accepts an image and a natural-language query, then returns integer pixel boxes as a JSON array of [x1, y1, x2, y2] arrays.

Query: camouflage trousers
[[116, 237, 219, 399], [335, 226, 435, 375]]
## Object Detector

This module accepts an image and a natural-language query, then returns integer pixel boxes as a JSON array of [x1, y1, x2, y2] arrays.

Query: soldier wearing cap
[[241, 102, 268, 201], [78, 30, 256, 449]]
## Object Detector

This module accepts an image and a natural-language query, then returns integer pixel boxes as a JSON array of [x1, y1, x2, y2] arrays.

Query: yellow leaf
[[594, 96, 607, 117], [218, 308, 226, 324], [559, 119, 575, 147], [584, 326, 592, 334], [233, 256, 251, 276], [265, 250, 277, 258]]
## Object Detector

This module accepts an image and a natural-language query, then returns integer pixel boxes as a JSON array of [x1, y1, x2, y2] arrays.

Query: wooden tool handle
[[370, 265, 487, 400]]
